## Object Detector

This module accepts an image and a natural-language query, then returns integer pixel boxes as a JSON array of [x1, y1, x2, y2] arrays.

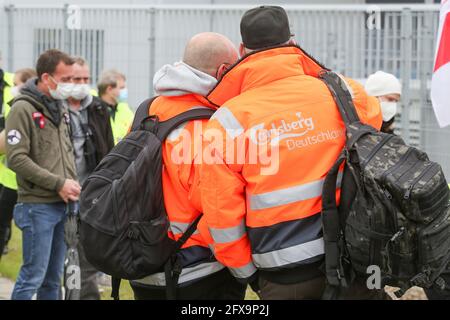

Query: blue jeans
[[11, 202, 67, 300]]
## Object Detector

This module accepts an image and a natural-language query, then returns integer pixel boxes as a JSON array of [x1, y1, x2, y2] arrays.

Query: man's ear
[[41, 73, 53, 88], [216, 64, 228, 80], [288, 38, 297, 46], [239, 43, 246, 58], [106, 85, 114, 95]]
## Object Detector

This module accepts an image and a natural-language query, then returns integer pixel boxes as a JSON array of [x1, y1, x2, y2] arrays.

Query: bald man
[[129, 32, 245, 300]]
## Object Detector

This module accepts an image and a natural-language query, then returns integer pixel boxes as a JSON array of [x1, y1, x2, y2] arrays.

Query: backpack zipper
[[404, 163, 439, 200], [87, 174, 113, 183], [106, 152, 131, 162], [361, 134, 394, 168], [380, 148, 414, 196]]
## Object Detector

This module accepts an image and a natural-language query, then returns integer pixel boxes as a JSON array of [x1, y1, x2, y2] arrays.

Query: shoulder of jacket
[[3, 72, 14, 86], [89, 96, 107, 111], [214, 98, 251, 122], [342, 77, 368, 107], [117, 101, 131, 109], [10, 97, 37, 114]]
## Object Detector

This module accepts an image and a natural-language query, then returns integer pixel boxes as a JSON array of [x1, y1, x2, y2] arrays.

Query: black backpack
[[320, 71, 450, 299], [79, 98, 214, 299]]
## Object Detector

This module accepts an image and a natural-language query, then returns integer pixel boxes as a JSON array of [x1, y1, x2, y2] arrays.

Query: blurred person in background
[[0, 68, 36, 260], [365, 71, 402, 134], [97, 69, 134, 145], [64, 57, 114, 299]]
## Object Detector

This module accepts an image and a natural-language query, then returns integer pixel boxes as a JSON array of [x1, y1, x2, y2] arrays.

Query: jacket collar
[[154, 92, 216, 112], [19, 78, 64, 126], [207, 45, 327, 107]]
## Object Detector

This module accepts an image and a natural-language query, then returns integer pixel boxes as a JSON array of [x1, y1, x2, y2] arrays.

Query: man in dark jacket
[[64, 57, 114, 299]]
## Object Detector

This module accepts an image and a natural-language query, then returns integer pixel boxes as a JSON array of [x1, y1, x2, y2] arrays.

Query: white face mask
[[10, 85, 21, 98], [71, 84, 91, 100], [380, 101, 397, 122], [48, 76, 74, 100], [118, 88, 128, 103]]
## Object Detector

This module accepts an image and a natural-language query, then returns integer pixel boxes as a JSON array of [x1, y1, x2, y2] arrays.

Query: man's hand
[[58, 179, 81, 203]]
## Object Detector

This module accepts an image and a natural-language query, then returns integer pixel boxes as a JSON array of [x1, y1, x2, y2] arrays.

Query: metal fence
[[1, 3, 450, 177]]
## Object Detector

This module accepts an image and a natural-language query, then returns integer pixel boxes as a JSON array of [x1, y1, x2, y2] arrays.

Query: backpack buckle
[[434, 276, 446, 290], [389, 227, 405, 243], [172, 256, 182, 277], [127, 222, 140, 240], [410, 271, 430, 287], [140, 115, 159, 133]]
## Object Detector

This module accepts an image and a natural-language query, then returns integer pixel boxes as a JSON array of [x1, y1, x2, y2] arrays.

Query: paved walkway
[[0, 277, 14, 300]]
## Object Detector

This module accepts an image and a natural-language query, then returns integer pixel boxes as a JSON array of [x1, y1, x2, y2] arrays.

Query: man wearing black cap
[[239, 5, 294, 53], [199, 6, 383, 300]]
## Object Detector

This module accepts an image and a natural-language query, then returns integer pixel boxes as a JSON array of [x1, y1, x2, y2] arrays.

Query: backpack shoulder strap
[[164, 214, 203, 300], [156, 107, 215, 141], [319, 71, 360, 126], [130, 97, 158, 131], [322, 152, 348, 286]]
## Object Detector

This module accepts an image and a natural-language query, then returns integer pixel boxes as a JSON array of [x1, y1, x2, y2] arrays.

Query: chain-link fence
[[1, 3, 449, 177]]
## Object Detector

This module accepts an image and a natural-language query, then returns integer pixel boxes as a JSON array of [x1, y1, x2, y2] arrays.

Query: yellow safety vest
[[0, 72, 18, 190], [110, 102, 134, 145]]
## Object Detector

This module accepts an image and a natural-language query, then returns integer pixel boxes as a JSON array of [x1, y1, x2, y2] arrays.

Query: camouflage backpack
[[320, 71, 450, 298]]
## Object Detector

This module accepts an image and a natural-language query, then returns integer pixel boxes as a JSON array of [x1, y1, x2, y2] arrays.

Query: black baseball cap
[[240, 6, 291, 50]]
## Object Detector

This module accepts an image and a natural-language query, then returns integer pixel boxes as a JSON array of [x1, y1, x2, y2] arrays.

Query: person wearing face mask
[[0, 68, 36, 260], [97, 70, 134, 145], [63, 57, 114, 300], [5, 49, 80, 300], [364, 71, 402, 134]]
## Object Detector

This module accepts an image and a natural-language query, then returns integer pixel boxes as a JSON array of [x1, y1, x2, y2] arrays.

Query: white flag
[[431, 0, 450, 127]]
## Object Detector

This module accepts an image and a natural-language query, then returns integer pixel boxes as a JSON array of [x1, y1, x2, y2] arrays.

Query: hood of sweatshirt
[[20, 77, 62, 126], [153, 61, 217, 97]]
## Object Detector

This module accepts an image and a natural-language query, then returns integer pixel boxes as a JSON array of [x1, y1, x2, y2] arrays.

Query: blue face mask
[[118, 88, 128, 103]]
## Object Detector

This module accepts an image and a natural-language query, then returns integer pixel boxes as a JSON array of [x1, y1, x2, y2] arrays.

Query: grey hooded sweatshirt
[[153, 61, 217, 97]]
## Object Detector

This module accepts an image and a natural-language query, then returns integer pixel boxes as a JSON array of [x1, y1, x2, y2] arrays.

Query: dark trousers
[[130, 268, 247, 300], [77, 241, 101, 300], [0, 185, 18, 259], [335, 277, 388, 300], [259, 275, 326, 300]]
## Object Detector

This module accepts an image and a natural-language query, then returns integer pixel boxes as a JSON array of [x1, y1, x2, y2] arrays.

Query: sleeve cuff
[[55, 177, 65, 192]]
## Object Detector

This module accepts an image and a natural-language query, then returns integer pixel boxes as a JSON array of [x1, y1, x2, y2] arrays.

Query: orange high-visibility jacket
[[200, 46, 382, 281], [132, 94, 225, 287]]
